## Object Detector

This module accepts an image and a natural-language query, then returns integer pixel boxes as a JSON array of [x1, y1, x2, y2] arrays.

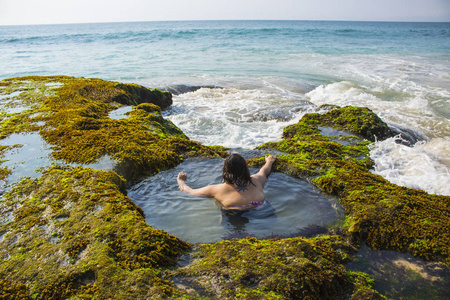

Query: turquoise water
[[1, 21, 449, 81], [1, 20, 449, 195]]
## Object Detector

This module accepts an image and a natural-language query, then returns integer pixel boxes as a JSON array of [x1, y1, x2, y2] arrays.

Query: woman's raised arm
[[252, 155, 276, 185], [177, 172, 218, 197]]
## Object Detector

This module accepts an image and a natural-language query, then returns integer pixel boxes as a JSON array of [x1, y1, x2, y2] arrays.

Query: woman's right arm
[[177, 172, 218, 197]]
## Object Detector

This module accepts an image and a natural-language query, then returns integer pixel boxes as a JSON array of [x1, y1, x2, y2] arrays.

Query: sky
[[0, 0, 449, 26]]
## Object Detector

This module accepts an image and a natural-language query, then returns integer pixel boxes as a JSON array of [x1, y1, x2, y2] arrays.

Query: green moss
[[0, 111, 42, 139], [13, 204, 47, 229], [254, 107, 378, 172], [37, 269, 99, 300], [309, 160, 450, 264], [0, 278, 30, 300], [174, 236, 383, 299], [282, 106, 394, 142], [0, 166, 12, 182], [1, 75, 171, 109], [0, 76, 227, 182], [65, 237, 90, 263], [0, 78, 61, 139], [0, 166, 190, 299], [347, 271, 387, 300], [0, 76, 217, 298], [251, 106, 450, 266]]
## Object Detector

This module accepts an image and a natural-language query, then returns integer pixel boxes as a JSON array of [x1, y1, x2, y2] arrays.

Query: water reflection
[[0, 133, 54, 186], [108, 106, 133, 120]]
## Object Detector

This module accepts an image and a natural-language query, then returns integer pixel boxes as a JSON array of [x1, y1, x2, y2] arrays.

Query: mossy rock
[[0, 76, 228, 182], [255, 106, 378, 172], [114, 83, 172, 108], [0, 78, 429, 299], [0, 166, 190, 299], [0, 145, 12, 181], [1, 75, 172, 109], [250, 106, 450, 266], [0, 76, 231, 299], [316, 160, 450, 264], [282, 106, 394, 142], [172, 236, 385, 299]]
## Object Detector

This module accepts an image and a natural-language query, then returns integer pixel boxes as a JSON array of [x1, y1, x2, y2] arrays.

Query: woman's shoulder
[[215, 182, 234, 192]]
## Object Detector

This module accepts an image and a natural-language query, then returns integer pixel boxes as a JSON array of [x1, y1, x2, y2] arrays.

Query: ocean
[[1, 20, 449, 196]]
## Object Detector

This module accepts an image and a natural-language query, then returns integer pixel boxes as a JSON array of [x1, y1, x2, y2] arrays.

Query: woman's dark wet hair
[[222, 153, 254, 186]]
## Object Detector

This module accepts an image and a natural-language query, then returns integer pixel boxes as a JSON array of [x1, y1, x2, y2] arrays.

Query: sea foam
[[307, 81, 450, 196], [369, 136, 450, 196], [1, 21, 448, 197], [167, 87, 312, 148]]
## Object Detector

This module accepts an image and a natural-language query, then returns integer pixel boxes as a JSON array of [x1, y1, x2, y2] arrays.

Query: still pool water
[[0, 132, 117, 192], [128, 156, 343, 244]]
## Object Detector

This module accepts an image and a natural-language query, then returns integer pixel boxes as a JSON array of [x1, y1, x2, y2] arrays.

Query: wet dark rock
[[162, 84, 223, 95], [389, 123, 427, 146], [264, 224, 328, 239], [114, 83, 173, 109]]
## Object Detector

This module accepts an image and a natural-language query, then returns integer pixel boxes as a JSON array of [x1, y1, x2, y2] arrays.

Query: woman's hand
[[265, 155, 276, 164], [177, 172, 188, 191], [177, 172, 187, 181]]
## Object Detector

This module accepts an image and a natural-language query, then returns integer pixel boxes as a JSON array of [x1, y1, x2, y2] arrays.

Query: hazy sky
[[1, 0, 449, 25]]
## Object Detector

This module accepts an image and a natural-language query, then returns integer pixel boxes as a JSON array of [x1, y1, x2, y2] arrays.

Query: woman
[[177, 153, 276, 210]]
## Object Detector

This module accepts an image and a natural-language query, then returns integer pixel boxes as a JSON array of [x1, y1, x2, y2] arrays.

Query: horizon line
[[1, 18, 449, 27]]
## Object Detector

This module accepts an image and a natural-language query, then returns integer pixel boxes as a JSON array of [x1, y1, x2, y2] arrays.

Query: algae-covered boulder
[[114, 83, 172, 109], [282, 106, 394, 142], [0, 76, 228, 299], [0, 166, 190, 299], [0, 165, 387, 299], [2, 75, 172, 109], [251, 106, 450, 266], [172, 236, 385, 299], [0, 76, 227, 182]]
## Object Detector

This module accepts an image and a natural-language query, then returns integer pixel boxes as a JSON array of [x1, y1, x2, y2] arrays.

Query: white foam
[[167, 87, 312, 148], [166, 83, 450, 196], [369, 136, 450, 196], [304, 53, 450, 125], [306, 79, 450, 196], [306, 81, 449, 146]]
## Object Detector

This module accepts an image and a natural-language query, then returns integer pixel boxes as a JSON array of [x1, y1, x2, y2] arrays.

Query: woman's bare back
[[210, 176, 265, 209], [177, 155, 276, 209]]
